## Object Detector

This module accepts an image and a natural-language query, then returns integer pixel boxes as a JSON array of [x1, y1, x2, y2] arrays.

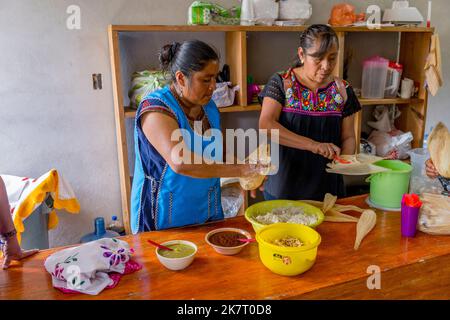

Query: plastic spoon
[[148, 239, 173, 251], [238, 238, 256, 243]]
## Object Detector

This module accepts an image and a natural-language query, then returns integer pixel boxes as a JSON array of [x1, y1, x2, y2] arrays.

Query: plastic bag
[[221, 185, 244, 219], [360, 138, 377, 155], [188, 1, 240, 25], [367, 105, 401, 132], [408, 148, 443, 194], [279, 0, 312, 21], [212, 82, 239, 108], [128, 70, 170, 109], [328, 3, 365, 26], [368, 129, 413, 160], [418, 193, 450, 235], [253, 0, 279, 26]]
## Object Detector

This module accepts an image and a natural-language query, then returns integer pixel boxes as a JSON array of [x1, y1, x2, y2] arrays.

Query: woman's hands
[[425, 158, 440, 179], [1, 236, 39, 270], [312, 142, 341, 160]]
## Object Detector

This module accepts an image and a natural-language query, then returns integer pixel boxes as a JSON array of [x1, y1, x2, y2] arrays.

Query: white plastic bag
[[212, 82, 239, 108], [368, 129, 413, 160], [367, 105, 401, 132], [253, 0, 279, 25], [221, 185, 244, 218], [279, 0, 312, 21]]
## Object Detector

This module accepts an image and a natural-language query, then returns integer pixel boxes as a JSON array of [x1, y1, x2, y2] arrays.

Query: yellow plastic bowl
[[256, 223, 321, 276], [245, 200, 324, 233]]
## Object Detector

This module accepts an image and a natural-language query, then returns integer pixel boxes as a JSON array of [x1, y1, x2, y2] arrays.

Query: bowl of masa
[[155, 240, 198, 271]]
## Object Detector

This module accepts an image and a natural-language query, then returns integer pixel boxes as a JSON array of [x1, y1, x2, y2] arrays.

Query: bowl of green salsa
[[155, 240, 197, 271]]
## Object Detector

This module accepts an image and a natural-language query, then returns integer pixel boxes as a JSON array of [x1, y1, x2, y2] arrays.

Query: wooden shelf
[[125, 98, 422, 118], [358, 98, 423, 106], [219, 104, 261, 113], [111, 25, 434, 33], [110, 25, 432, 234], [124, 104, 262, 118]]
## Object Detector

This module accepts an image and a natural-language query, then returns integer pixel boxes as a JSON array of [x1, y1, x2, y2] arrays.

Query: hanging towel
[[1, 169, 80, 244], [424, 34, 443, 96], [44, 238, 141, 295]]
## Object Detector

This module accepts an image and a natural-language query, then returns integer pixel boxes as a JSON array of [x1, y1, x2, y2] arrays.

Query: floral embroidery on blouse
[[281, 69, 348, 115]]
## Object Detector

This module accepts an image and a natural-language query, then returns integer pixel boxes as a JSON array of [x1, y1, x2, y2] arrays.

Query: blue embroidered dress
[[130, 86, 224, 233]]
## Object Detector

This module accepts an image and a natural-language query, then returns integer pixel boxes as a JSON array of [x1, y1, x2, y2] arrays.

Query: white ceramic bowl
[[205, 228, 252, 255], [155, 240, 197, 271]]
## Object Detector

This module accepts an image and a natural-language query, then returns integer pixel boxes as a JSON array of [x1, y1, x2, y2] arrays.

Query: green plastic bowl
[[245, 200, 324, 233], [368, 160, 412, 209]]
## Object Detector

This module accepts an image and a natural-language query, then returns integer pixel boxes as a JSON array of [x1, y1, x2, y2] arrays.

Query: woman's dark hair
[[159, 40, 219, 82], [292, 24, 339, 68]]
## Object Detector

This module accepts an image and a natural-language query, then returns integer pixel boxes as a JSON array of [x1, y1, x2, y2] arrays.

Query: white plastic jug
[[361, 56, 389, 99], [241, 0, 256, 25]]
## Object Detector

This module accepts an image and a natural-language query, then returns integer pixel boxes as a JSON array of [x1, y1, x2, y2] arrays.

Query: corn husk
[[304, 196, 359, 223], [428, 122, 450, 178], [354, 209, 377, 250], [324, 208, 359, 223], [323, 193, 337, 213]]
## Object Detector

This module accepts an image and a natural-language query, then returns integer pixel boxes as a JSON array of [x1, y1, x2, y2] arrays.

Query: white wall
[[0, 0, 448, 247]]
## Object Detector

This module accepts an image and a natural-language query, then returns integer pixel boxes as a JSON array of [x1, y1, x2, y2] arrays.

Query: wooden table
[[2, 195, 450, 300]]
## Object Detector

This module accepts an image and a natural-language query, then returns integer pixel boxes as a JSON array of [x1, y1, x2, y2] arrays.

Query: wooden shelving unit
[[109, 25, 434, 234]]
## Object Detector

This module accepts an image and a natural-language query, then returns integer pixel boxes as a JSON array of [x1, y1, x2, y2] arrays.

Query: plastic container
[[108, 215, 125, 236], [367, 160, 413, 210], [80, 217, 120, 243], [245, 200, 324, 233], [408, 148, 429, 178], [256, 223, 321, 276], [21, 195, 53, 250], [361, 56, 389, 99], [401, 197, 421, 237], [384, 61, 403, 98], [240, 0, 255, 26]]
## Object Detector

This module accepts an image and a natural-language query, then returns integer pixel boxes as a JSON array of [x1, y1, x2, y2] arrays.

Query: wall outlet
[[92, 73, 102, 90]]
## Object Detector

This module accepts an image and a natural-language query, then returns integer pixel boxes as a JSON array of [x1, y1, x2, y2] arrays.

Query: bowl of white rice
[[245, 200, 324, 232]]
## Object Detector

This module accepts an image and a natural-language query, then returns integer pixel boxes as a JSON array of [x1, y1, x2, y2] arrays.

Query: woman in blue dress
[[131, 40, 263, 233]]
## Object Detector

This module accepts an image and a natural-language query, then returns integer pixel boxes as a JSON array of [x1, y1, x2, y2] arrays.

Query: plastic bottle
[[108, 215, 126, 236], [240, 0, 255, 26], [80, 217, 120, 243], [423, 126, 433, 150], [247, 75, 261, 104]]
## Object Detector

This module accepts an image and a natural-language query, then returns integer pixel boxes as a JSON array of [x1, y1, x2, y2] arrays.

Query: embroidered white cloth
[[44, 238, 131, 295]]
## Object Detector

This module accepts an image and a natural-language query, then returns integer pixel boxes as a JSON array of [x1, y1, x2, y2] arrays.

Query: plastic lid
[[363, 56, 389, 67], [112, 216, 118, 221], [247, 75, 254, 84]]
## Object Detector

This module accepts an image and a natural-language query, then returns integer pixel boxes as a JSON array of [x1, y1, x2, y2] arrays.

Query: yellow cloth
[[11, 169, 80, 244], [424, 34, 443, 96]]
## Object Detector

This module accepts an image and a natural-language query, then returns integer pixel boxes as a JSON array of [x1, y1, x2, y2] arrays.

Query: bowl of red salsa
[[205, 227, 252, 255]]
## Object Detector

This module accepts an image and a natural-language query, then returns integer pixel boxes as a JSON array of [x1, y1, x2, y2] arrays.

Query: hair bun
[[159, 42, 181, 69]]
